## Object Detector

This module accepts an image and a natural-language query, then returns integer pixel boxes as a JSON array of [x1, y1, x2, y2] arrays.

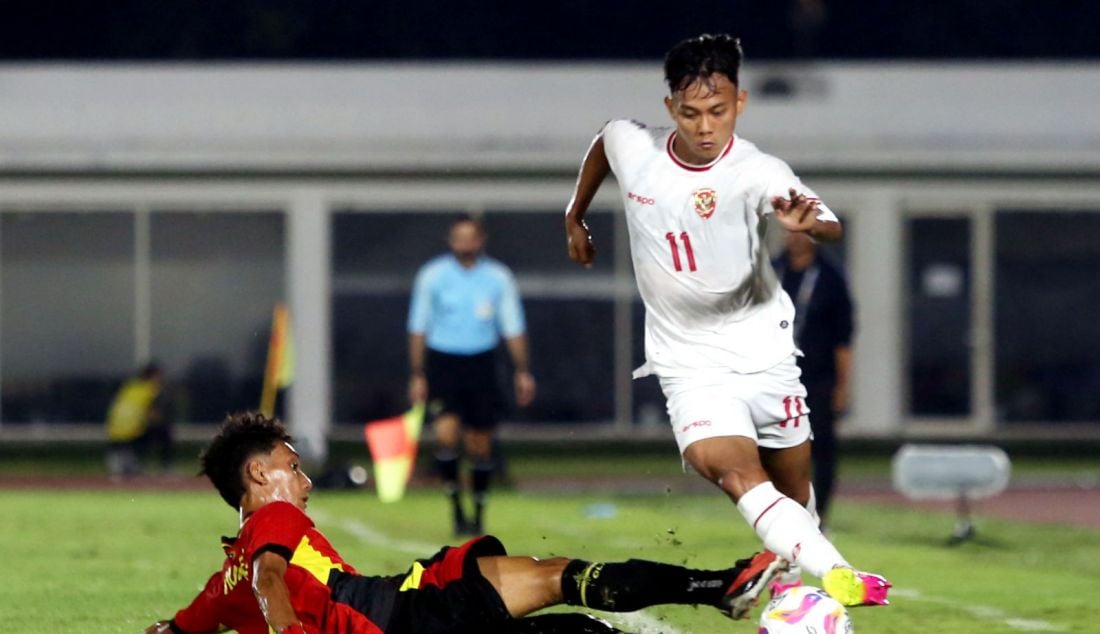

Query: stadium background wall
[[1, 63, 1099, 462]]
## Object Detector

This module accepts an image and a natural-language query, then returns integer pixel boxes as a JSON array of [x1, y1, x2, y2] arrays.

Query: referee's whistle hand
[[515, 371, 536, 407], [408, 375, 428, 406]]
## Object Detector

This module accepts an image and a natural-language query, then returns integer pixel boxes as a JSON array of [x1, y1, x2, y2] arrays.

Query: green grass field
[[4, 479, 1099, 633]]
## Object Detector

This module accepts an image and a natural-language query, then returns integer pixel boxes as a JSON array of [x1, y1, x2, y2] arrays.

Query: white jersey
[[602, 119, 839, 377]]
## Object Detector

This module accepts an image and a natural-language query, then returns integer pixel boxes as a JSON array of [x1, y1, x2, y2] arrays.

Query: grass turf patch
[[3, 488, 1098, 633]]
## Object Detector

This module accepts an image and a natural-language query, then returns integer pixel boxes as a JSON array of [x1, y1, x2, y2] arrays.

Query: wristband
[[280, 624, 306, 634]]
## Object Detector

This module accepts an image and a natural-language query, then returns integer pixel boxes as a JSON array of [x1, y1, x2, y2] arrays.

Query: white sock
[[780, 484, 818, 581], [736, 481, 848, 578], [805, 484, 820, 526]]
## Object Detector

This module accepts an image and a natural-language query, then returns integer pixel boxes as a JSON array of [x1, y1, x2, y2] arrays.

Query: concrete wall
[[1, 62, 1098, 174]]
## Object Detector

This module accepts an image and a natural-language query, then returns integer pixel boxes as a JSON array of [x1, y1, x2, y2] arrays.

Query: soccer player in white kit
[[563, 34, 889, 618]]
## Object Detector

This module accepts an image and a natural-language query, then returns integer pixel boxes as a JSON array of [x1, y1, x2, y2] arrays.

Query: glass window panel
[[332, 210, 617, 425], [475, 211, 616, 274], [332, 293, 411, 424], [332, 210, 615, 281], [333, 212, 455, 282], [906, 217, 971, 416], [331, 293, 614, 424], [521, 298, 614, 422], [995, 211, 1100, 423], [150, 212, 284, 423], [1, 212, 134, 423]]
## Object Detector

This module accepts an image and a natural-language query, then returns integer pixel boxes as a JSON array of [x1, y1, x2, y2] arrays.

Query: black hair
[[200, 411, 293, 509], [451, 212, 486, 235], [664, 33, 743, 94], [139, 361, 162, 380]]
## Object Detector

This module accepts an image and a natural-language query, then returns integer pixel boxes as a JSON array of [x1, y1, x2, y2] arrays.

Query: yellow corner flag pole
[[260, 303, 294, 418]]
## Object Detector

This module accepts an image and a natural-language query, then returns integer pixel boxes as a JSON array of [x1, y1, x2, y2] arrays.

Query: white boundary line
[[310, 509, 440, 555], [890, 588, 1067, 632]]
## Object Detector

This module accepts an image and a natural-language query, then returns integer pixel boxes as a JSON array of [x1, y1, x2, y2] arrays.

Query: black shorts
[[426, 349, 503, 430], [328, 535, 510, 634]]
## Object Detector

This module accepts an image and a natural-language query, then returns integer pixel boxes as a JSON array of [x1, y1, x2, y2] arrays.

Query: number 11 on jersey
[[665, 231, 697, 272]]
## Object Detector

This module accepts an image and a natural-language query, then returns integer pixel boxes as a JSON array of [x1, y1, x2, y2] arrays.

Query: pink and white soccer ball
[[758, 585, 853, 634]]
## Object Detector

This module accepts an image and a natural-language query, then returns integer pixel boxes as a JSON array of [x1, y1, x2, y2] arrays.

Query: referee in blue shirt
[[408, 215, 536, 536]]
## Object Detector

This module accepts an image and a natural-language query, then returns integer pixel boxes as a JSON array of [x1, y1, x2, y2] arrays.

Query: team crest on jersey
[[692, 188, 717, 219]]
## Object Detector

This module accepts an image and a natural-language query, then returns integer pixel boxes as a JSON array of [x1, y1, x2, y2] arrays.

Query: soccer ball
[[758, 585, 853, 634]]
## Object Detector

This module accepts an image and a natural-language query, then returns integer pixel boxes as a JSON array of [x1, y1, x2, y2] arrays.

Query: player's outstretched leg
[[822, 567, 891, 607], [559, 552, 786, 620]]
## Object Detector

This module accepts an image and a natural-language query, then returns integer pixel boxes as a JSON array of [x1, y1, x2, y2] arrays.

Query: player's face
[[449, 221, 485, 265], [664, 73, 747, 165], [264, 442, 313, 510]]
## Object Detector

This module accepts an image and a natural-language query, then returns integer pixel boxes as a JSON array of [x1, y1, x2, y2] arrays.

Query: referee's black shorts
[[328, 535, 510, 634], [425, 349, 503, 430]]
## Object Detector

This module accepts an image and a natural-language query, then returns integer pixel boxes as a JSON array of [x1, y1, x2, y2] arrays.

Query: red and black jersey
[[169, 501, 509, 634], [171, 501, 379, 634]]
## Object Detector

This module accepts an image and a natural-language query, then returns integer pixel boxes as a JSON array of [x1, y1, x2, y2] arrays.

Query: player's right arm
[[406, 265, 433, 405], [253, 550, 307, 633], [407, 332, 428, 404], [564, 132, 611, 268]]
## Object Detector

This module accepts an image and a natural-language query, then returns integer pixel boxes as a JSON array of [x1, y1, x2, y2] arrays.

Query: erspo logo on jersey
[[681, 419, 712, 433], [628, 191, 655, 205], [692, 188, 717, 219]]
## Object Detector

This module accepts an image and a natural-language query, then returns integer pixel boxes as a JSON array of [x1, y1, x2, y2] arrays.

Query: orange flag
[[260, 303, 294, 418], [364, 404, 424, 503]]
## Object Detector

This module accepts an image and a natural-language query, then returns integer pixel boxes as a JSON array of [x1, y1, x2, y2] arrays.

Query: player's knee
[[461, 428, 490, 454], [769, 473, 811, 505], [539, 557, 571, 577], [713, 466, 771, 501], [536, 557, 571, 598]]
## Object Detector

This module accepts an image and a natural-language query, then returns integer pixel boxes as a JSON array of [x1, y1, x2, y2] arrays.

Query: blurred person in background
[[773, 230, 854, 530], [408, 215, 536, 536], [105, 361, 172, 478], [144, 412, 785, 633], [563, 33, 888, 609]]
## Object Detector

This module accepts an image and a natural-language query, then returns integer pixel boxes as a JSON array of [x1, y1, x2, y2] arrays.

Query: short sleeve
[[600, 119, 643, 177], [407, 263, 434, 335], [758, 156, 839, 223], [600, 119, 624, 151], [245, 501, 314, 562], [495, 267, 526, 339]]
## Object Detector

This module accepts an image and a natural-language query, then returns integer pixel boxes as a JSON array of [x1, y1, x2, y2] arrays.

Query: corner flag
[[364, 404, 424, 503], [260, 303, 295, 418]]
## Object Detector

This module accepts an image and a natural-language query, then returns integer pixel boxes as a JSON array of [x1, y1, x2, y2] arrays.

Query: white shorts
[[659, 354, 812, 455]]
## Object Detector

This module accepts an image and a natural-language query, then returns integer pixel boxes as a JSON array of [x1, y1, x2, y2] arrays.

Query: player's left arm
[[252, 550, 306, 634], [772, 187, 842, 242], [498, 270, 535, 407], [504, 334, 535, 407]]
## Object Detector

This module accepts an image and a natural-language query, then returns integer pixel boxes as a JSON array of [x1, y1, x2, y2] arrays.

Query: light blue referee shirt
[[407, 254, 526, 355]]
